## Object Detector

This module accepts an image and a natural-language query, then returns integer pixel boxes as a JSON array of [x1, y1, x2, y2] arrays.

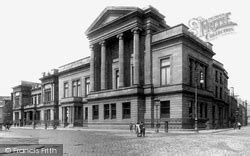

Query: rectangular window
[[31, 96, 34, 105], [122, 102, 131, 119], [104, 104, 110, 119], [215, 86, 218, 98], [111, 103, 116, 119], [215, 71, 218, 82], [92, 105, 99, 120], [38, 94, 41, 104], [85, 77, 90, 96], [44, 89, 51, 102], [77, 80, 81, 97], [15, 112, 19, 120], [220, 73, 223, 84], [161, 58, 171, 86], [188, 101, 193, 118], [45, 109, 51, 121], [160, 101, 170, 118], [72, 80, 81, 97], [220, 87, 222, 99], [34, 96, 37, 105], [85, 107, 88, 120], [15, 96, 20, 106], [64, 82, 69, 98], [115, 70, 119, 89], [72, 81, 77, 97]]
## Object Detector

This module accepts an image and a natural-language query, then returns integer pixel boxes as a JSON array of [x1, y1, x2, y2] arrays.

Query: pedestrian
[[129, 123, 133, 132], [136, 122, 141, 137], [238, 122, 241, 130], [134, 123, 137, 133], [234, 122, 237, 130], [139, 122, 145, 137], [140, 122, 145, 137]]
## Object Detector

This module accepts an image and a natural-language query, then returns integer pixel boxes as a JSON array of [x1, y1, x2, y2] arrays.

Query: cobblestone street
[[0, 126, 250, 156]]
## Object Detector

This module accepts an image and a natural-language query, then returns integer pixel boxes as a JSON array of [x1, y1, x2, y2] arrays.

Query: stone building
[[211, 60, 230, 128], [12, 81, 38, 126], [237, 99, 247, 126], [12, 6, 238, 130], [58, 58, 90, 127], [55, 6, 232, 129], [12, 69, 59, 128], [38, 69, 59, 127], [0, 96, 12, 127]]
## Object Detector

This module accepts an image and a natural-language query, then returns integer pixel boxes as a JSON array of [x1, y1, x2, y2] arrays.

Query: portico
[[89, 27, 142, 93]]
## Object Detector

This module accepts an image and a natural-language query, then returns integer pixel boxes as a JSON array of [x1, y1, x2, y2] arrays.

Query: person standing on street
[[141, 122, 145, 137], [238, 122, 242, 130], [136, 122, 141, 137], [129, 123, 133, 132]]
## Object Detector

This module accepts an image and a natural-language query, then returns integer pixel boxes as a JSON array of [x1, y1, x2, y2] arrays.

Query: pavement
[[9, 125, 234, 134], [0, 126, 249, 155]]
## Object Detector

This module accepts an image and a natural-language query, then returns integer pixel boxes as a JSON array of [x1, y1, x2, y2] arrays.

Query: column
[[117, 33, 124, 87], [51, 83, 54, 101], [62, 107, 65, 124], [100, 41, 106, 90], [144, 26, 152, 85], [132, 27, 141, 85], [72, 106, 75, 126], [90, 45, 95, 92], [41, 85, 44, 104]]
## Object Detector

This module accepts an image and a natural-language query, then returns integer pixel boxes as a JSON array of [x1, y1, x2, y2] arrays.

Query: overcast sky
[[0, 0, 249, 102]]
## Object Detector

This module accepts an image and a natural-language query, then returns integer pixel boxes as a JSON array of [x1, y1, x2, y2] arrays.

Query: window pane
[[111, 104, 116, 119], [122, 102, 131, 119], [85, 107, 88, 120], [116, 70, 119, 88], [166, 66, 170, 84], [93, 105, 99, 120], [161, 58, 170, 66], [85, 78, 90, 96], [161, 68, 166, 85], [160, 101, 170, 118], [104, 104, 110, 119]]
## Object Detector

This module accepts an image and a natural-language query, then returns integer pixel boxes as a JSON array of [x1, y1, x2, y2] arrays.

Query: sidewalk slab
[[0, 131, 32, 138], [10, 126, 236, 134]]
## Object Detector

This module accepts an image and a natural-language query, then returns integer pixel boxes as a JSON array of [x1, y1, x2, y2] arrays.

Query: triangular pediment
[[86, 6, 139, 34]]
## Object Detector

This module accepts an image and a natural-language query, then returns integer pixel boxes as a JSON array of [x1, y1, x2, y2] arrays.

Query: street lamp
[[194, 65, 204, 132], [154, 98, 160, 133]]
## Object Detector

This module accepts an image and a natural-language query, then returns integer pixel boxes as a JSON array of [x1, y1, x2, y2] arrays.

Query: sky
[[0, 0, 249, 103]]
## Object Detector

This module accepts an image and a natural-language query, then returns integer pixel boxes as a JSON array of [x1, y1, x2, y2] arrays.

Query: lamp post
[[154, 98, 160, 133], [194, 82, 198, 132], [194, 65, 204, 132]]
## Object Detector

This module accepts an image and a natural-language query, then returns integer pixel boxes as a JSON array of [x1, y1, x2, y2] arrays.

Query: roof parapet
[[59, 57, 90, 73], [152, 24, 213, 51]]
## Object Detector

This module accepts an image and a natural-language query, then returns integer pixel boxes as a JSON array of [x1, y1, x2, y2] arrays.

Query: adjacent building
[[58, 58, 90, 127], [11, 6, 247, 130], [0, 96, 12, 128], [247, 101, 250, 124], [12, 69, 59, 128], [38, 69, 59, 127], [12, 81, 38, 126]]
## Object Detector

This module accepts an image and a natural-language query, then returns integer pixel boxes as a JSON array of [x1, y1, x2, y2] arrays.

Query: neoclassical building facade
[[58, 6, 231, 129], [12, 6, 240, 129]]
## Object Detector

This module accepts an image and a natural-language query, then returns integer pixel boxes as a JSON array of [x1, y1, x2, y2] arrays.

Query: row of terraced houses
[[10, 6, 247, 130]]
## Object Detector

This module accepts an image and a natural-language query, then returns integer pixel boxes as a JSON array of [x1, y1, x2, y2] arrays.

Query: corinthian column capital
[[131, 27, 142, 34], [117, 33, 123, 40], [99, 40, 106, 46]]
